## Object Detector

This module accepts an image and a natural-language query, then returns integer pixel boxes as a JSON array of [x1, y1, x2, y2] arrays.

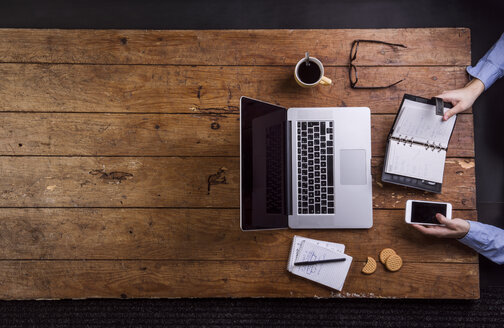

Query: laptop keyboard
[[296, 121, 335, 215]]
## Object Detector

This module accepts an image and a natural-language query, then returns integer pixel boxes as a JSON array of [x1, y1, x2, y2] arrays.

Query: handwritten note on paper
[[392, 99, 456, 148], [290, 240, 352, 291], [385, 142, 446, 183], [287, 235, 345, 272]]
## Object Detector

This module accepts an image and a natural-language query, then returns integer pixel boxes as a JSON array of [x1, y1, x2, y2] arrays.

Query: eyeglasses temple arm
[[353, 39, 407, 48]]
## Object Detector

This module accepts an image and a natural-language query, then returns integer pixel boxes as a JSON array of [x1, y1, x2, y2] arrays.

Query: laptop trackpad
[[340, 149, 367, 185]]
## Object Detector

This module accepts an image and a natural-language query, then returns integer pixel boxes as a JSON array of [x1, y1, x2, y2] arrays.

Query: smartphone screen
[[411, 201, 447, 224]]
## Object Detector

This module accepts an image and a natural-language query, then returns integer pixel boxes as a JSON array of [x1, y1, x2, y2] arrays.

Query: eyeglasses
[[349, 39, 407, 89]]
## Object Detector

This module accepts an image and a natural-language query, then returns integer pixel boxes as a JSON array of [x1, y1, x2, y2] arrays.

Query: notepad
[[287, 235, 352, 291], [382, 94, 457, 192], [391, 99, 456, 149], [386, 141, 447, 183]]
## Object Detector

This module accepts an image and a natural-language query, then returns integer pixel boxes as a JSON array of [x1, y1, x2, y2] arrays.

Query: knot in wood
[[207, 167, 228, 193]]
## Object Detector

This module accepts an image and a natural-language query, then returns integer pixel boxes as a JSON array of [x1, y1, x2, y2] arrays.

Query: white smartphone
[[405, 200, 452, 225]]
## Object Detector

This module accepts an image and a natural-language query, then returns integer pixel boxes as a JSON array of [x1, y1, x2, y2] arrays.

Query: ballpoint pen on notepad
[[294, 258, 347, 266]]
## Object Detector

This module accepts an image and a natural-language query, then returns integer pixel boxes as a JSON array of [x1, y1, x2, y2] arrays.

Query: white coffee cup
[[294, 56, 332, 88]]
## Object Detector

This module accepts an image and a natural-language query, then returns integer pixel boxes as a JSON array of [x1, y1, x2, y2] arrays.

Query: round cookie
[[379, 248, 396, 264], [361, 257, 377, 274], [385, 254, 403, 272]]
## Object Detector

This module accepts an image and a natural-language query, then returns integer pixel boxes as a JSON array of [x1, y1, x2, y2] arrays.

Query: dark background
[[0, 0, 503, 326]]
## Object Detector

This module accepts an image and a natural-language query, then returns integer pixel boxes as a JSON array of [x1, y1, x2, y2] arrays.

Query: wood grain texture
[[0, 113, 238, 157], [0, 208, 477, 262], [373, 158, 476, 209], [0, 157, 475, 208], [0, 28, 477, 299], [0, 29, 470, 65], [0, 157, 238, 208], [0, 64, 470, 113], [0, 260, 478, 299], [0, 113, 473, 157]]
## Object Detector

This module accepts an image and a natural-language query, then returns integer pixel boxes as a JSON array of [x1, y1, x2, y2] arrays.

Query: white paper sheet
[[392, 99, 456, 149], [290, 240, 352, 291], [385, 141, 446, 183], [287, 235, 345, 272]]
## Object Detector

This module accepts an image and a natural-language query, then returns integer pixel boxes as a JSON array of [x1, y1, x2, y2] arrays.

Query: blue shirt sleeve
[[466, 33, 504, 90], [458, 220, 504, 265]]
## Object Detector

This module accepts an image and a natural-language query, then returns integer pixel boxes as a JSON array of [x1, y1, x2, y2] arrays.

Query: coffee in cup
[[294, 54, 332, 87]]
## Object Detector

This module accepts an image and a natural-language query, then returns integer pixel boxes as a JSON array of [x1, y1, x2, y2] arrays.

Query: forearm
[[464, 78, 485, 98], [458, 221, 504, 265]]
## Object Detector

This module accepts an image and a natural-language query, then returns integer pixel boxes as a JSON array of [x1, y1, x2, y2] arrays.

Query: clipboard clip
[[432, 97, 444, 116]]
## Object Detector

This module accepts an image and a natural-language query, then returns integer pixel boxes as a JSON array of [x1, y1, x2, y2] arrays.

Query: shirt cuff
[[458, 220, 489, 248], [467, 60, 502, 91]]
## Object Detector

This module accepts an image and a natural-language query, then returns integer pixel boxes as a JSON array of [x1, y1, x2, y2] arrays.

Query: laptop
[[240, 97, 373, 230]]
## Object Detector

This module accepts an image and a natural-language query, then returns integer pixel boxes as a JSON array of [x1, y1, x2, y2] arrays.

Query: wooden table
[[0, 28, 478, 299]]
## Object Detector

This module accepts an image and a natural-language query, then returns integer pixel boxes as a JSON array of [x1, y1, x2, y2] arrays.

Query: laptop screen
[[240, 97, 289, 230]]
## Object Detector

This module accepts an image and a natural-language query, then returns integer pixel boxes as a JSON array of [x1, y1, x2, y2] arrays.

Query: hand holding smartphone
[[405, 200, 452, 226]]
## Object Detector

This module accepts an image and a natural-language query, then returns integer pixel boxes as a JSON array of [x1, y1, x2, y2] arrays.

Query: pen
[[294, 258, 346, 266]]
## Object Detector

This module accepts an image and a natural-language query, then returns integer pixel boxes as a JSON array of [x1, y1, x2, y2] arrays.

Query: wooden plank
[[0, 29, 470, 66], [0, 157, 238, 208], [0, 260, 478, 299], [0, 208, 477, 262], [373, 158, 476, 209], [0, 64, 470, 114], [0, 157, 475, 208], [0, 113, 239, 157], [0, 113, 473, 157]]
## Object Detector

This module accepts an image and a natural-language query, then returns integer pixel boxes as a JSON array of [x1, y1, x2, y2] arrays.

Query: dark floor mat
[[0, 288, 503, 327]]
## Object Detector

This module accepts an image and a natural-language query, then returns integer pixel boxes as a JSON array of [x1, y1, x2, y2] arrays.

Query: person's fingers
[[413, 224, 445, 237], [435, 213, 448, 224], [412, 224, 434, 235], [412, 224, 428, 232], [413, 224, 435, 235], [436, 91, 458, 103], [435, 213, 456, 229], [443, 103, 464, 121]]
